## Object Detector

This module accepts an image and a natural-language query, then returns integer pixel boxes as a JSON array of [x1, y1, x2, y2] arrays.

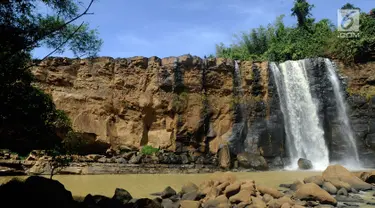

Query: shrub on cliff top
[[216, 2, 375, 64]]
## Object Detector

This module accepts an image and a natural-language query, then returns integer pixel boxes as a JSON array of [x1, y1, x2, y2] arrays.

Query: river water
[[0, 171, 320, 198]]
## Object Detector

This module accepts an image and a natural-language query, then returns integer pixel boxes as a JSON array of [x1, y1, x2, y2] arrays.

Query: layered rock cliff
[[31, 56, 278, 156], [31, 56, 375, 167]]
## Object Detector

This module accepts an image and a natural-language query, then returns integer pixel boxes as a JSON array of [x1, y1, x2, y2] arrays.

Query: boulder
[[0, 176, 77, 208], [262, 194, 274, 203], [84, 194, 123, 208], [181, 182, 198, 194], [218, 144, 231, 169], [131, 198, 162, 208], [112, 188, 132, 204], [217, 181, 230, 193], [297, 158, 313, 170], [303, 175, 324, 186], [161, 199, 178, 208], [337, 188, 348, 196], [290, 180, 304, 191], [180, 200, 200, 208], [181, 191, 199, 200], [229, 190, 252, 204], [161, 186, 176, 199], [237, 153, 268, 170], [257, 185, 284, 198], [240, 181, 256, 195], [324, 177, 351, 191], [224, 182, 241, 198], [323, 165, 372, 191], [251, 196, 267, 208], [322, 182, 337, 194], [294, 183, 337, 205]]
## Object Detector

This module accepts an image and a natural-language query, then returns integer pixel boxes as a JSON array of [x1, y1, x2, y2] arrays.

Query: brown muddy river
[[0, 171, 321, 198]]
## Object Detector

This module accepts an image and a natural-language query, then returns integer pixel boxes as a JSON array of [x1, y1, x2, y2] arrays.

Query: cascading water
[[228, 61, 247, 154], [324, 59, 360, 165], [270, 60, 329, 170]]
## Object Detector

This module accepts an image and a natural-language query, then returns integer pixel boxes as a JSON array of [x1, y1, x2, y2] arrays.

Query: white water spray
[[270, 60, 329, 170], [324, 59, 360, 167]]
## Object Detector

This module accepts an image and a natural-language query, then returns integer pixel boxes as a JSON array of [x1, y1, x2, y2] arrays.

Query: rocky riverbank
[[0, 147, 280, 176], [1, 164, 375, 208]]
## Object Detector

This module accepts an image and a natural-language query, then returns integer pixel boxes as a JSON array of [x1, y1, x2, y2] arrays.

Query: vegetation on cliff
[[0, 0, 102, 154], [216, 1, 375, 63]]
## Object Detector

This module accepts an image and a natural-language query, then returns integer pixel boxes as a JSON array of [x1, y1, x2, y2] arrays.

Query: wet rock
[[322, 182, 337, 194], [237, 153, 268, 170], [295, 183, 337, 205], [257, 185, 284, 198], [161, 186, 176, 199], [112, 188, 132, 204], [304, 176, 324, 186], [337, 188, 348, 196], [298, 158, 313, 170], [179, 200, 200, 208]]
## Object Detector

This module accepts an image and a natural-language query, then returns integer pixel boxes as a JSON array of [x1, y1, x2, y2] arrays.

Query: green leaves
[[0, 0, 102, 154], [216, 3, 375, 64]]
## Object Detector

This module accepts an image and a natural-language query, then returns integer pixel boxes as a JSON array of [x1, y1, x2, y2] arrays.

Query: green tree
[[291, 0, 315, 28], [341, 3, 360, 10], [0, 0, 102, 154]]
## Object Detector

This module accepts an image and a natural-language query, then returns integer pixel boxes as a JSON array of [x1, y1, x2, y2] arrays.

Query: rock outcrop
[[31, 56, 375, 168], [31, 55, 284, 166]]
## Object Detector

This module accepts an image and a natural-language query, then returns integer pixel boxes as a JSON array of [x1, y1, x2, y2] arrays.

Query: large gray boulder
[[237, 152, 268, 170]]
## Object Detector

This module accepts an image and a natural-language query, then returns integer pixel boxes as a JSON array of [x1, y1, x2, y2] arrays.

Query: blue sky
[[32, 0, 374, 59]]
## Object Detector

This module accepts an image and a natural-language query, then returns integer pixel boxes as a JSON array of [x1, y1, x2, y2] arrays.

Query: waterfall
[[270, 60, 329, 170], [324, 59, 360, 164], [228, 61, 247, 154]]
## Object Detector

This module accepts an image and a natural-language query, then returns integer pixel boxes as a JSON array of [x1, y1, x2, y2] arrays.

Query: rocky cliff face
[[31, 56, 281, 159], [31, 56, 375, 168]]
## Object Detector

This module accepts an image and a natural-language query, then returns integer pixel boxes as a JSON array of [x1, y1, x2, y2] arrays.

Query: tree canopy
[[216, 1, 375, 64], [0, 0, 102, 154]]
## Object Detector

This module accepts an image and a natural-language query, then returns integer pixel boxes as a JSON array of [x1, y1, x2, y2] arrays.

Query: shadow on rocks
[[0, 176, 78, 208]]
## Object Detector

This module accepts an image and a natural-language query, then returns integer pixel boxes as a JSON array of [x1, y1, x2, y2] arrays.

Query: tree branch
[[27, 0, 95, 51], [24, 22, 85, 70]]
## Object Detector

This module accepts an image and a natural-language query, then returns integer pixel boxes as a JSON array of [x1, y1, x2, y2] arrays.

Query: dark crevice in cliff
[[192, 57, 213, 154]]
